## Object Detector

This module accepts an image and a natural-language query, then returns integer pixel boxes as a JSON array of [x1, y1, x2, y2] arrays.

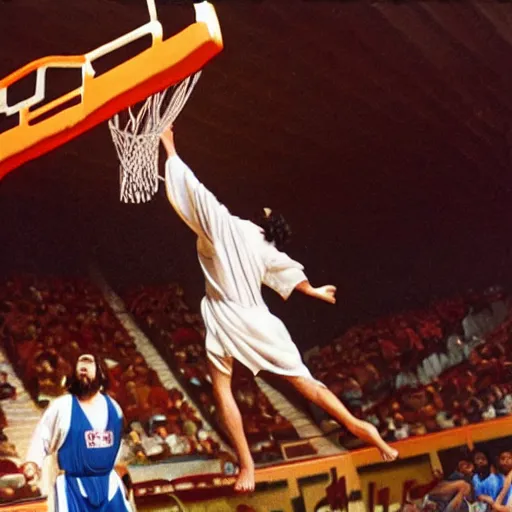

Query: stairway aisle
[[0, 350, 42, 462], [255, 376, 343, 457], [91, 269, 229, 453]]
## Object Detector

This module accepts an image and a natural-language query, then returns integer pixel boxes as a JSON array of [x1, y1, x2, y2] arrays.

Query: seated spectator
[[491, 450, 512, 511], [464, 397, 484, 424], [424, 456, 475, 511], [472, 449, 500, 507], [390, 413, 410, 440], [0, 440, 17, 458], [493, 385, 512, 416], [0, 373, 15, 400], [0, 460, 41, 503]]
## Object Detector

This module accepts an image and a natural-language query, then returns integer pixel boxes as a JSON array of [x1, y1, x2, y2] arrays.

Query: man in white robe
[[160, 127, 398, 492], [23, 354, 132, 512]]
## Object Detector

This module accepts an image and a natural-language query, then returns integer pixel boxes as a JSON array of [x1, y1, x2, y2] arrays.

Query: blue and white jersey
[[26, 393, 132, 512], [473, 472, 503, 501]]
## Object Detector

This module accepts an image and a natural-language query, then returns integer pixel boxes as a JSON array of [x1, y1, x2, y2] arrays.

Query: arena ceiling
[[2, 0, 512, 347]]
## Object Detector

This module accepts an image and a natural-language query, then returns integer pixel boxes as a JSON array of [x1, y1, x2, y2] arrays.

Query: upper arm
[[164, 155, 233, 243], [26, 397, 65, 466]]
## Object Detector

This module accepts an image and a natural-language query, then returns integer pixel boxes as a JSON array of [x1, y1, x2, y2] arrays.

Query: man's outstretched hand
[[160, 126, 176, 157], [295, 281, 337, 304], [313, 285, 337, 304]]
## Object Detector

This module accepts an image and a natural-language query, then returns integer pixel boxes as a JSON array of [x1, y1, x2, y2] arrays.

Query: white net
[[108, 71, 201, 203]]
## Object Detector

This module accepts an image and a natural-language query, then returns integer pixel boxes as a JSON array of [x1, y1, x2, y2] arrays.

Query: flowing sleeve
[[25, 396, 70, 469], [111, 399, 131, 465], [164, 155, 233, 244], [262, 244, 308, 300]]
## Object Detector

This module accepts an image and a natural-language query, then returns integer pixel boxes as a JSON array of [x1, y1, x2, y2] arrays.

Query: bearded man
[[23, 353, 132, 511]]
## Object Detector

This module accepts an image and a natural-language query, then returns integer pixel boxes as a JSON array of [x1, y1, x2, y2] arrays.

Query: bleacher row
[[123, 283, 302, 464], [125, 279, 512, 450], [306, 288, 512, 446], [0, 275, 223, 504], [0, 273, 510, 506]]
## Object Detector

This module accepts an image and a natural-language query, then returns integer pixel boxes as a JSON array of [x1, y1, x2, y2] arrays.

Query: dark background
[[2, 0, 512, 349]]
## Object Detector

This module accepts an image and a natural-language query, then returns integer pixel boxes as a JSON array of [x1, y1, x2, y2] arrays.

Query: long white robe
[[165, 155, 320, 383], [26, 393, 132, 512]]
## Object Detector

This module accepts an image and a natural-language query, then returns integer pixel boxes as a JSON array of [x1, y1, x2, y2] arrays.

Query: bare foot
[[234, 466, 255, 493], [380, 446, 399, 462]]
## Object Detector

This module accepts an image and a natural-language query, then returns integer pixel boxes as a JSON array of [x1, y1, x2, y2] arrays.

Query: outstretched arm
[[161, 127, 232, 242], [295, 281, 337, 304]]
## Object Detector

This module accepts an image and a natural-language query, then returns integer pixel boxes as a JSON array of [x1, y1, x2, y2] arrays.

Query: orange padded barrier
[[0, 498, 47, 511], [7, 415, 512, 511]]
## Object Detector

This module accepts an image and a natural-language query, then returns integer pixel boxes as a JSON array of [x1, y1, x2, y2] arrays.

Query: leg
[[207, 359, 255, 492], [282, 375, 398, 461]]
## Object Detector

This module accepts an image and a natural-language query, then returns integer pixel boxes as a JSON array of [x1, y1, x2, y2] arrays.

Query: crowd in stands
[[125, 283, 299, 464], [0, 393, 35, 504], [0, 361, 39, 502], [1, 271, 512, 507], [304, 287, 512, 446], [124, 280, 512, 452], [124, 280, 512, 457], [122, 278, 512, 512], [401, 446, 512, 511], [129, 284, 512, 452], [0, 274, 220, 469]]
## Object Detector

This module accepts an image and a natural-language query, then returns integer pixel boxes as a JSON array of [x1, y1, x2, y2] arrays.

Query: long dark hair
[[255, 210, 292, 251], [67, 354, 110, 396]]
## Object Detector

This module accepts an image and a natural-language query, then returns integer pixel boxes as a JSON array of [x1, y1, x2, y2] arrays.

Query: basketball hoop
[[108, 0, 208, 203], [108, 71, 200, 203], [108, 0, 202, 203]]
